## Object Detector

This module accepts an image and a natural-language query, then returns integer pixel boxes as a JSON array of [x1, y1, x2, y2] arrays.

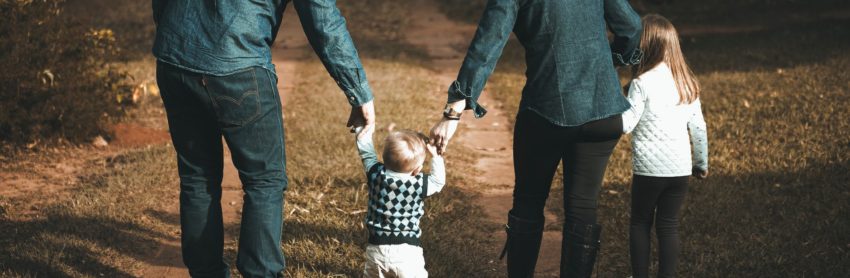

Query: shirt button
[[349, 96, 356, 101]]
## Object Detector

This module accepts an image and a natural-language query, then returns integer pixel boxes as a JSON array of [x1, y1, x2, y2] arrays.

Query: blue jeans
[[157, 62, 287, 278]]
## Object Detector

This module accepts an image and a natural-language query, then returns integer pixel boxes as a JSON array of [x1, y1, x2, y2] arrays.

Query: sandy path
[[137, 7, 309, 278], [403, 1, 561, 276]]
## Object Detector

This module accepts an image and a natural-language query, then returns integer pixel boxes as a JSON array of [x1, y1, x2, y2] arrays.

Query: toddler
[[354, 125, 445, 278]]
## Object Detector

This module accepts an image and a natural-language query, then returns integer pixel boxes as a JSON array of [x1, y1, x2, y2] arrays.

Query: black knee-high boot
[[500, 210, 545, 278], [560, 223, 602, 278]]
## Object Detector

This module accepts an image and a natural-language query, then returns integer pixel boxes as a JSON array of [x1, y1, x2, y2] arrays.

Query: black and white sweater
[[356, 136, 446, 246]]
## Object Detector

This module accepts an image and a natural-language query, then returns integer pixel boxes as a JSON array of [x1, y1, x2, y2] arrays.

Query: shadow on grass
[[682, 18, 850, 74], [557, 160, 850, 277], [0, 211, 177, 277]]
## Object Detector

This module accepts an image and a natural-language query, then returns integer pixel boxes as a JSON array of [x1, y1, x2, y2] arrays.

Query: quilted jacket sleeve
[[622, 80, 647, 134], [688, 99, 709, 171]]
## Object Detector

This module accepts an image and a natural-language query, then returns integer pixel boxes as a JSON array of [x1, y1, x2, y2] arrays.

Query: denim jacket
[[449, 0, 643, 126], [152, 0, 373, 106]]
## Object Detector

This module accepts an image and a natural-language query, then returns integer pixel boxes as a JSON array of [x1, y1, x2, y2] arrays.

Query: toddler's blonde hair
[[382, 130, 427, 173]]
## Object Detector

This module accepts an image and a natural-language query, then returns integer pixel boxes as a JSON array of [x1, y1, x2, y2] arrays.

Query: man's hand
[[347, 100, 375, 133], [693, 167, 709, 179]]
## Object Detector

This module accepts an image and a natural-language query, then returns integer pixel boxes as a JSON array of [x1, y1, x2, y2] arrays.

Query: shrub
[[0, 0, 131, 145]]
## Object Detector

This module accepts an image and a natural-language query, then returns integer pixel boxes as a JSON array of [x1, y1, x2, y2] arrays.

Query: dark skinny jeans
[[630, 175, 689, 278], [511, 110, 622, 226]]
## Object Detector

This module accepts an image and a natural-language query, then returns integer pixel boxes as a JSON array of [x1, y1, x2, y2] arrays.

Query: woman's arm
[[604, 0, 643, 66], [448, 0, 520, 119], [622, 80, 647, 134], [431, 0, 519, 154]]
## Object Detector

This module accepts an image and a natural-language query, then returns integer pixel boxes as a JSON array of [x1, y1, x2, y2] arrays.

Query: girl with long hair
[[621, 14, 710, 278]]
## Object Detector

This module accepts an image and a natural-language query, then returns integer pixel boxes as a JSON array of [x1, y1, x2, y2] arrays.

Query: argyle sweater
[[356, 135, 446, 246]]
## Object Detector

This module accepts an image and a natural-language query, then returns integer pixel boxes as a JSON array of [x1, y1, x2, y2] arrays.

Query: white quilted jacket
[[622, 63, 708, 177]]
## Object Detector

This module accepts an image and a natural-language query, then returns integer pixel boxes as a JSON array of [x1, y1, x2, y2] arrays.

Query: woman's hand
[[430, 118, 460, 155], [430, 100, 465, 155]]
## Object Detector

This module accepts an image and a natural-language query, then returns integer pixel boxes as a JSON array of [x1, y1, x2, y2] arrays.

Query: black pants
[[629, 175, 689, 278], [512, 110, 622, 225]]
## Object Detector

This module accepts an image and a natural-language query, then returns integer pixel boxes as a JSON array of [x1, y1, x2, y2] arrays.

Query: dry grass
[[3, 0, 848, 277], [438, 0, 850, 276], [1, 1, 499, 277]]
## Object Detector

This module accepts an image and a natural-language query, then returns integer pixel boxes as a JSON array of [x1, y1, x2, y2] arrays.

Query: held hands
[[692, 167, 709, 179], [347, 100, 375, 133], [430, 118, 459, 155], [425, 140, 440, 158], [354, 124, 374, 142], [430, 100, 465, 155]]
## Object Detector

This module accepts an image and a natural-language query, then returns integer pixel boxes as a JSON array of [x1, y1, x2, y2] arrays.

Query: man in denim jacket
[[152, 1, 374, 277]]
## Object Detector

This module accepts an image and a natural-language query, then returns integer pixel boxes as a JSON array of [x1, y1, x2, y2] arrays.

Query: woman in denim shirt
[[430, 0, 642, 276]]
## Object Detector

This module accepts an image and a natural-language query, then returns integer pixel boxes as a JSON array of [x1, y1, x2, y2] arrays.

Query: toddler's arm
[[622, 80, 647, 134], [425, 143, 446, 197], [688, 99, 709, 175], [354, 126, 379, 174]]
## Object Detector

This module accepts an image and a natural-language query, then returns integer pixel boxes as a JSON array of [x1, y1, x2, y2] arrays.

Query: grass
[[3, 0, 848, 277], [0, 146, 178, 277], [1, 0, 498, 277], [437, 0, 850, 276], [278, 57, 495, 277]]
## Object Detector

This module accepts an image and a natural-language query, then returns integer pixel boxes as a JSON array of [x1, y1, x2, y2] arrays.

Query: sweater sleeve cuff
[[447, 81, 487, 118]]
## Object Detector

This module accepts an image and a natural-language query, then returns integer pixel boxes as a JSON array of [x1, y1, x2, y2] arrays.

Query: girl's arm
[[688, 99, 709, 172], [622, 80, 647, 134]]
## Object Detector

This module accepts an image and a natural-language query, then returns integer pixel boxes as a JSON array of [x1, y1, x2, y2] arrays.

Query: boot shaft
[[561, 223, 603, 278]]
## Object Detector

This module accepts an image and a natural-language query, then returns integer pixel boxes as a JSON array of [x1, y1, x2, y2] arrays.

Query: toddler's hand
[[425, 142, 439, 158], [692, 167, 709, 179], [355, 125, 374, 141]]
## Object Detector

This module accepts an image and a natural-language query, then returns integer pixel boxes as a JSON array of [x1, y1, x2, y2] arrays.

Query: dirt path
[[403, 1, 561, 276]]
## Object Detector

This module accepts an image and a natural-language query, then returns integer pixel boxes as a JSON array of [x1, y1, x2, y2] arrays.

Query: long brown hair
[[633, 14, 700, 104]]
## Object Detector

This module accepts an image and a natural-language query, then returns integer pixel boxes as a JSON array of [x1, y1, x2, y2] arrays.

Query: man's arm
[[293, 0, 373, 106], [604, 0, 643, 66], [292, 0, 375, 130]]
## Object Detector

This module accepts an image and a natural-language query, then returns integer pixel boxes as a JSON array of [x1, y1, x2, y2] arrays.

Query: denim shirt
[[449, 0, 643, 126], [152, 0, 373, 106]]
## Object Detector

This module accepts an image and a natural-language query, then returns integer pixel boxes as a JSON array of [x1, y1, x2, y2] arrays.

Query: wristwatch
[[443, 105, 463, 120]]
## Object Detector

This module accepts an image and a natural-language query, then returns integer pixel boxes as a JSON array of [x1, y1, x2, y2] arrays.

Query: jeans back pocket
[[205, 67, 262, 128]]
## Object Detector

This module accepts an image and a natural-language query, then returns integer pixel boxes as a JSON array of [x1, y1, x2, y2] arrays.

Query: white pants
[[363, 244, 428, 278]]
